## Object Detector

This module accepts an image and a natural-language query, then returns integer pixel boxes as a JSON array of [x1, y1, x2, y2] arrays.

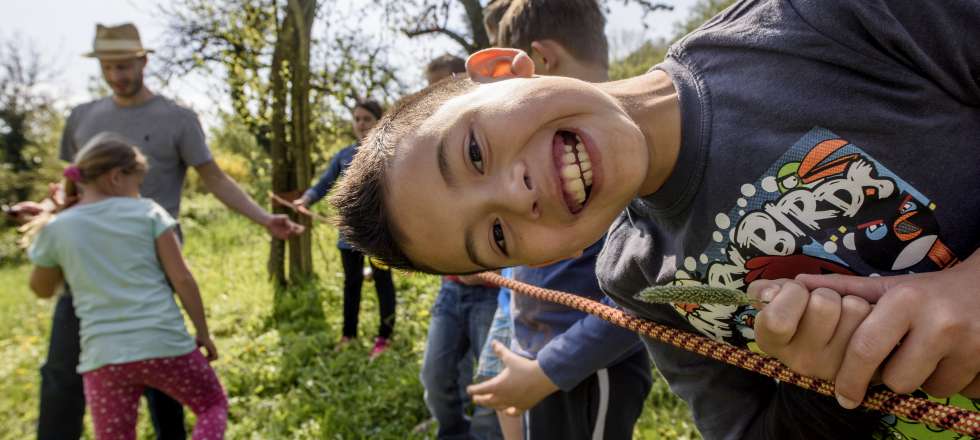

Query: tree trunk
[[286, 0, 316, 282], [459, 0, 489, 52], [267, 7, 293, 286]]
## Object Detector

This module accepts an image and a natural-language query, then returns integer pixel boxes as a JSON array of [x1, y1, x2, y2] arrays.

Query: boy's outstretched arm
[[156, 228, 218, 361], [796, 248, 980, 408], [467, 340, 559, 416], [29, 266, 63, 298]]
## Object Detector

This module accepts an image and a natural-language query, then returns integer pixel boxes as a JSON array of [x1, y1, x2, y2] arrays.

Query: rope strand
[[475, 271, 980, 437]]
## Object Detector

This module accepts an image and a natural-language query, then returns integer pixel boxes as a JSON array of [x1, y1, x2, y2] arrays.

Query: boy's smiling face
[[386, 74, 649, 273]]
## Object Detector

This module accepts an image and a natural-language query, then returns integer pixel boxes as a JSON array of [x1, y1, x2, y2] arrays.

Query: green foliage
[[0, 193, 698, 438], [672, 0, 738, 38], [609, 0, 738, 81], [610, 39, 670, 81]]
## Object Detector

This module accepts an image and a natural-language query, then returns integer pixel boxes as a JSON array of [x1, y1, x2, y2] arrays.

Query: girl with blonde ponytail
[[25, 132, 228, 440]]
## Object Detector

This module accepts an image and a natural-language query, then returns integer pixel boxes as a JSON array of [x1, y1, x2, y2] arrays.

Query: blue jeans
[[420, 280, 501, 440]]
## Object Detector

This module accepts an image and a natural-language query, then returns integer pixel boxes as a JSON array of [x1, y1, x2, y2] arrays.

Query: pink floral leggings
[[82, 350, 227, 440]]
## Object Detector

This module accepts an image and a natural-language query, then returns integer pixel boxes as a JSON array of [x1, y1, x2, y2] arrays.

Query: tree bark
[[458, 0, 489, 52], [286, 0, 316, 282], [267, 5, 293, 286]]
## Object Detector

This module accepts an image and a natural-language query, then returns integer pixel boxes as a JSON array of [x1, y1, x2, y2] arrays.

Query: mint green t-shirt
[[28, 197, 197, 373]]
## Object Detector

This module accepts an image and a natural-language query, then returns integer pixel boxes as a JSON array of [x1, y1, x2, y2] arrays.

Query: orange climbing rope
[[474, 271, 980, 438], [269, 201, 980, 436]]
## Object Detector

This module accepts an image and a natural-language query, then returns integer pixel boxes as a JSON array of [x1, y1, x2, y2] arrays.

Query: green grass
[[0, 194, 698, 439]]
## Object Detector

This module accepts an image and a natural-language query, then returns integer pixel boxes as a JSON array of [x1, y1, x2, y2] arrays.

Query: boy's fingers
[[471, 392, 499, 408], [467, 373, 504, 396], [795, 273, 907, 303], [794, 288, 842, 349], [826, 295, 871, 361], [755, 281, 809, 348], [960, 375, 980, 398], [836, 301, 910, 408], [921, 358, 978, 398], [746, 279, 791, 303], [878, 325, 945, 395]]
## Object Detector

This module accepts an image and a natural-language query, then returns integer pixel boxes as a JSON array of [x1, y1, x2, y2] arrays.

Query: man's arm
[[194, 160, 303, 240]]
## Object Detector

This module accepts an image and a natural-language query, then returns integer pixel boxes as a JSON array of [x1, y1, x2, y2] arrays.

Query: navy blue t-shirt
[[597, 0, 980, 438]]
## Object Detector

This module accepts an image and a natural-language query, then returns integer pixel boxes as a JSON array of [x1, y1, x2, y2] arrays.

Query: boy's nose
[[499, 162, 539, 220]]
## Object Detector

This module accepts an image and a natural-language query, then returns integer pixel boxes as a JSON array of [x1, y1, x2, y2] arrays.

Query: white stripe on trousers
[[524, 368, 610, 440], [592, 368, 610, 440]]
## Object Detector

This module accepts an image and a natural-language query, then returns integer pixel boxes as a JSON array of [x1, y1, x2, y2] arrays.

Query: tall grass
[[0, 194, 697, 439]]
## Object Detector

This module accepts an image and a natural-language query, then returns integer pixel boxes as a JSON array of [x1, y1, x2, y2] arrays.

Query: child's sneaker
[[369, 337, 390, 361], [334, 336, 354, 352]]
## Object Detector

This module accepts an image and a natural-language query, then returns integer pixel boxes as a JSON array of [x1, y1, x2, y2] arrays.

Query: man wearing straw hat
[[17, 23, 304, 439]]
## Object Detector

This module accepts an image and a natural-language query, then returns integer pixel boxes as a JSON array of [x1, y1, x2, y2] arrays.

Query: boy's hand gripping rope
[[474, 271, 980, 437]]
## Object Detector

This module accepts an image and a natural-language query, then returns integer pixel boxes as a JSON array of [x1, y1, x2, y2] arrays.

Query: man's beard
[[114, 75, 144, 98]]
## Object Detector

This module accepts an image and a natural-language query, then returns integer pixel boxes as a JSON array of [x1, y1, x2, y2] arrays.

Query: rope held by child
[[263, 200, 979, 435], [474, 271, 980, 437]]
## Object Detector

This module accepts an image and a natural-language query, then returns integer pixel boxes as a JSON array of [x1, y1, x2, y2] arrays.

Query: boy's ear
[[466, 48, 535, 83], [529, 40, 562, 74]]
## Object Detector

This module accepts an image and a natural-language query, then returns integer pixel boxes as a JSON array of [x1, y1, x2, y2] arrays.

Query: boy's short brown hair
[[425, 54, 466, 76], [498, 0, 609, 69], [330, 77, 476, 273]]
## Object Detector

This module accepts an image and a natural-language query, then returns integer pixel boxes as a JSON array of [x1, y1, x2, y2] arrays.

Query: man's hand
[[747, 279, 871, 382], [264, 214, 305, 240], [796, 251, 980, 409], [7, 201, 46, 224], [467, 341, 559, 416]]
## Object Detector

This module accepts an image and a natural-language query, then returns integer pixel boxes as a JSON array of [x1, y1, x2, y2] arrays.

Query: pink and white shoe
[[369, 337, 390, 361]]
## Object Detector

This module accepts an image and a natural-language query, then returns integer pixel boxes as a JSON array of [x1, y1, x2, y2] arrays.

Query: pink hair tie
[[63, 166, 82, 183]]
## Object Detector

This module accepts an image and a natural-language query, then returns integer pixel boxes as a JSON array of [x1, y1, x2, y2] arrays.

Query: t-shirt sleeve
[[536, 295, 643, 391], [147, 202, 179, 238], [59, 109, 79, 162], [177, 110, 213, 167], [28, 223, 59, 268], [792, 0, 980, 105]]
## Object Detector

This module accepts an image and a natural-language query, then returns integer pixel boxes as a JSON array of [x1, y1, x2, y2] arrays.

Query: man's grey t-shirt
[[59, 95, 213, 218], [596, 0, 980, 439]]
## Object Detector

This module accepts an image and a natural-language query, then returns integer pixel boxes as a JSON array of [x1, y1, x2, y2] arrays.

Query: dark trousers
[[37, 293, 186, 440], [524, 349, 652, 440], [339, 248, 396, 338]]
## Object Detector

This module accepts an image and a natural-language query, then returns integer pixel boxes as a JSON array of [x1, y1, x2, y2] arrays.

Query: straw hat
[[83, 23, 154, 60]]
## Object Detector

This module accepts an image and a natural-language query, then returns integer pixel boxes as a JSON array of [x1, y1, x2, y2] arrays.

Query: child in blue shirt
[[28, 135, 227, 440]]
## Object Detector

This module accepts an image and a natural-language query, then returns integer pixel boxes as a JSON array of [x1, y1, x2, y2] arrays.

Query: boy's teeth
[[561, 164, 581, 179], [556, 132, 594, 210], [564, 178, 585, 203]]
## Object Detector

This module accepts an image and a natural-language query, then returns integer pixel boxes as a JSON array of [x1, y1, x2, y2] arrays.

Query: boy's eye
[[492, 219, 507, 256], [468, 131, 484, 173]]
